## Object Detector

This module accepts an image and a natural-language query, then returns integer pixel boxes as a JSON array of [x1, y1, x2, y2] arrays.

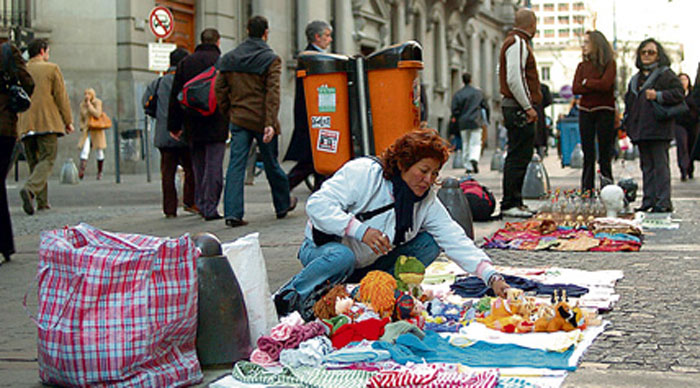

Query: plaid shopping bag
[[25, 223, 202, 387]]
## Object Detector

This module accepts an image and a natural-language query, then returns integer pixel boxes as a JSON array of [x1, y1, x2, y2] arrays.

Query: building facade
[[5, 0, 517, 174]]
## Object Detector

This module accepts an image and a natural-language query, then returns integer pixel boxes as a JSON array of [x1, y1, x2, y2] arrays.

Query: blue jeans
[[283, 231, 440, 302], [223, 124, 290, 220]]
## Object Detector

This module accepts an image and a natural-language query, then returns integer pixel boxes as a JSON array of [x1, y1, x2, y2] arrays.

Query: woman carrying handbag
[[78, 88, 110, 180]]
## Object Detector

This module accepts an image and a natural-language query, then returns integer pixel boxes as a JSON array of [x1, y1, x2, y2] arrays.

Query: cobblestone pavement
[[1, 153, 699, 387]]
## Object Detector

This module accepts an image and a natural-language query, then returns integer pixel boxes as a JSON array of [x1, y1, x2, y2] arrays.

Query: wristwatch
[[487, 273, 505, 288]]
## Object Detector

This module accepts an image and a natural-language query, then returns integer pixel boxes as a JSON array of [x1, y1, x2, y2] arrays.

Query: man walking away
[[284, 20, 333, 192], [168, 28, 228, 221], [143, 47, 197, 218], [498, 8, 542, 218], [450, 72, 488, 174], [18, 38, 73, 215], [216, 15, 297, 227]]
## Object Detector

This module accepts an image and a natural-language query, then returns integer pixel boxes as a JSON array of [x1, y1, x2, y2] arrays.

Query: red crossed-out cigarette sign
[[148, 6, 174, 39]]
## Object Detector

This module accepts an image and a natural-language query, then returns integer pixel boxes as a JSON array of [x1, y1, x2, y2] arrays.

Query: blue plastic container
[[558, 117, 580, 166]]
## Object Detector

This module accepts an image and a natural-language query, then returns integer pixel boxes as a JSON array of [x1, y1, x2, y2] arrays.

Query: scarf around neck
[[390, 169, 429, 245]]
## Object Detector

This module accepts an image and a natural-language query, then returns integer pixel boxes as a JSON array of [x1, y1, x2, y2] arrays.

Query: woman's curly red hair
[[379, 129, 451, 179]]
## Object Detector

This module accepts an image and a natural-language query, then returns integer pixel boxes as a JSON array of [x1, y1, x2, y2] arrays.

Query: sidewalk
[[1, 152, 699, 387]]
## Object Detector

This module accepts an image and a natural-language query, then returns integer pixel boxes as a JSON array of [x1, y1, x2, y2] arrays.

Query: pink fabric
[[257, 336, 283, 360], [474, 260, 492, 281], [249, 349, 277, 367], [270, 323, 293, 341], [367, 368, 499, 388], [280, 311, 305, 327]]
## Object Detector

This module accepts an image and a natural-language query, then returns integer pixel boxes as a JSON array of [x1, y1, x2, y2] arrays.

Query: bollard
[[570, 143, 584, 169], [59, 158, 79, 184], [490, 148, 503, 171], [437, 178, 474, 239], [497, 149, 506, 172], [452, 149, 463, 169], [522, 153, 549, 199], [193, 232, 252, 365]]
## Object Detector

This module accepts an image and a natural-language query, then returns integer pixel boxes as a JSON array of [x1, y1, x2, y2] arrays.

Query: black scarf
[[390, 169, 429, 245]]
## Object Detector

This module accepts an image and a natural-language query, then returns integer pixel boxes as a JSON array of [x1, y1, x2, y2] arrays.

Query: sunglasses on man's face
[[641, 49, 657, 56]]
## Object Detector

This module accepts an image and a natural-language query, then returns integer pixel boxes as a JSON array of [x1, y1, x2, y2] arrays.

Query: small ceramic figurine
[[600, 184, 625, 218]]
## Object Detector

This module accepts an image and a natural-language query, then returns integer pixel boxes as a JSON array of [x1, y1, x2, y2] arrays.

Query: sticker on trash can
[[311, 116, 331, 129], [317, 129, 339, 153], [317, 85, 336, 113]]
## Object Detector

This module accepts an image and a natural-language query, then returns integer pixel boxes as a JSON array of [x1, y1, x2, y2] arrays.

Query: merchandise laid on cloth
[[212, 257, 621, 388], [482, 218, 643, 252]]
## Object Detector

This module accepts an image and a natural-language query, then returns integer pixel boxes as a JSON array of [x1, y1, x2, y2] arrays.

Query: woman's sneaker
[[501, 205, 534, 218]]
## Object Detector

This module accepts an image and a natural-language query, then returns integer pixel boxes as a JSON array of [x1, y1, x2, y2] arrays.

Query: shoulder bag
[[88, 111, 112, 130], [1, 43, 31, 113]]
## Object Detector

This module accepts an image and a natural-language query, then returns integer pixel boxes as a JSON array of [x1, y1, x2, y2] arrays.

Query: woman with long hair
[[78, 88, 108, 180], [623, 38, 684, 213], [673, 73, 698, 181], [272, 129, 509, 319], [572, 30, 616, 192]]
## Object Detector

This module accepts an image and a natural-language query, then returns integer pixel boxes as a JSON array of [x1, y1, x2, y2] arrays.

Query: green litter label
[[317, 85, 336, 113]]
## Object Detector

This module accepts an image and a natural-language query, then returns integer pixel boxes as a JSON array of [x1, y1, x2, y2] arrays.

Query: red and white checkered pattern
[[30, 223, 202, 387]]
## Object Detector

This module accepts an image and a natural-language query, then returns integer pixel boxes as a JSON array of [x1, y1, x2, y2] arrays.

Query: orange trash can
[[366, 41, 423, 155], [296, 51, 353, 176]]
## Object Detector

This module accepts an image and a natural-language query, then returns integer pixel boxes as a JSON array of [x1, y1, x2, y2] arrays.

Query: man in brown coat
[[216, 15, 296, 227], [17, 39, 73, 215], [0, 42, 34, 264]]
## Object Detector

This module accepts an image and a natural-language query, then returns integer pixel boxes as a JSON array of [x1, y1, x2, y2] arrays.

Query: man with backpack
[[216, 15, 297, 227], [143, 47, 196, 218], [450, 72, 489, 174], [168, 28, 228, 221]]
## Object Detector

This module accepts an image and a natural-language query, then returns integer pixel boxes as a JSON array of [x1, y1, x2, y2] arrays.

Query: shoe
[[1, 251, 11, 264], [471, 160, 479, 174], [276, 196, 298, 219], [96, 160, 104, 180], [273, 288, 300, 319], [165, 214, 177, 218], [501, 206, 534, 218], [37, 204, 51, 211], [681, 174, 687, 182], [651, 206, 673, 213], [183, 204, 200, 214], [203, 213, 223, 221], [634, 205, 653, 212], [78, 159, 87, 180], [19, 188, 34, 215], [225, 218, 249, 227], [689, 171, 694, 179]]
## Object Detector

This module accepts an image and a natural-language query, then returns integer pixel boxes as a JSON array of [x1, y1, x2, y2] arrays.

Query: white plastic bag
[[222, 233, 278, 343]]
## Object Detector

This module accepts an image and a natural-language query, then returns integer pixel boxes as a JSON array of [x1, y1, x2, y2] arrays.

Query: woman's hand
[[645, 89, 657, 101], [491, 278, 510, 299], [362, 228, 392, 255]]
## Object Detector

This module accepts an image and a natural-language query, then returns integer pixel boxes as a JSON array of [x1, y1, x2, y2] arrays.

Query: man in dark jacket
[[168, 28, 228, 221], [451, 72, 489, 174], [216, 15, 297, 227], [143, 47, 196, 218], [284, 20, 333, 192], [0, 42, 33, 264]]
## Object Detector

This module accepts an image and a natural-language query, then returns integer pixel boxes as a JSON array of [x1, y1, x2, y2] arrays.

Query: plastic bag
[[222, 233, 278, 343]]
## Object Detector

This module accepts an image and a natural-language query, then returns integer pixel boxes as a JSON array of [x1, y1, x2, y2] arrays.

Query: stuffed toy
[[313, 284, 350, 320], [534, 289, 586, 332], [394, 255, 425, 298], [476, 289, 535, 333], [393, 292, 425, 329], [356, 270, 397, 319]]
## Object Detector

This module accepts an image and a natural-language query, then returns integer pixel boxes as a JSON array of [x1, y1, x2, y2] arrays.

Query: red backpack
[[177, 65, 217, 116], [459, 177, 496, 221]]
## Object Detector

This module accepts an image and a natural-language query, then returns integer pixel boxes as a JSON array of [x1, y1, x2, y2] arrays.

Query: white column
[[471, 30, 480, 84], [333, 0, 353, 54], [484, 35, 493, 99]]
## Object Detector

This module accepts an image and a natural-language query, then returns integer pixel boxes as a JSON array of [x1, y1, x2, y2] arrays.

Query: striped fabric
[[32, 223, 202, 387], [367, 368, 499, 388], [232, 360, 376, 388]]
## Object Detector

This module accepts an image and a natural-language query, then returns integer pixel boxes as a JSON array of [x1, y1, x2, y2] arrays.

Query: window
[[541, 66, 551, 81], [573, 2, 584, 11], [544, 29, 555, 38], [573, 15, 585, 24], [558, 16, 569, 24], [544, 16, 554, 24], [559, 29, 570, 37], [535, 29, 541, 38], [543, 3, 554, 11], [573, 28, 584, 37], [531, 4, 540, 11], [558, 3, 569, 11]]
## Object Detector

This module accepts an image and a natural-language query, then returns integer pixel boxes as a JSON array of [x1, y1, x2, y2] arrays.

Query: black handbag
[[652, 99, 689, 121], [1, 43, 31, 113]]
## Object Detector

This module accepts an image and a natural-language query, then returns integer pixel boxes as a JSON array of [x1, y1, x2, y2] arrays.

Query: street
[[1, 150, 699, 387]]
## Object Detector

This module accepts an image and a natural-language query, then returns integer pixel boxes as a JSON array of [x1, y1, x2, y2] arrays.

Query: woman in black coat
[[673, 73, 698, 181], [623, 38, 684, 213]]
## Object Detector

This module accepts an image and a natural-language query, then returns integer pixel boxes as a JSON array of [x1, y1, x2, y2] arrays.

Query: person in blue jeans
[[273, 130, 509, 320]]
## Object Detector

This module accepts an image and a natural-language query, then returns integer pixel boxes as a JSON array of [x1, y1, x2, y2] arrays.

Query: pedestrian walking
[[77, 88, 109, 180], [450, 72, 489, 174], [0, 42, 33, 264], [284, 20, 333, 192], [167, 29, 228, 221], [143, 47, 197, 218], [216, 15, 297, 227], [497, 8, 542, 218], [623, 38, 684, 213], [673, 73, 698, 181], [18, 38, 74, 215], [572, 30, 617, 192]]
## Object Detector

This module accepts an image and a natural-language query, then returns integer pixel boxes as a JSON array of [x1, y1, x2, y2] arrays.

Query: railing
[[0, 8, 30, 29]]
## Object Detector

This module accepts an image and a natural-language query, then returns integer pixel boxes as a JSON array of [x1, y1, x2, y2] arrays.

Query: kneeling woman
[[274, 129, 509, 318]]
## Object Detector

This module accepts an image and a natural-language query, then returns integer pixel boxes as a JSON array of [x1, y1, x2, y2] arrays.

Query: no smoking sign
[[148, 6, 174, 39]]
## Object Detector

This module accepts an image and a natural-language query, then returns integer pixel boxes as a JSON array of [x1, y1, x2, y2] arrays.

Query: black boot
[[96, 160, 104, 180]]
